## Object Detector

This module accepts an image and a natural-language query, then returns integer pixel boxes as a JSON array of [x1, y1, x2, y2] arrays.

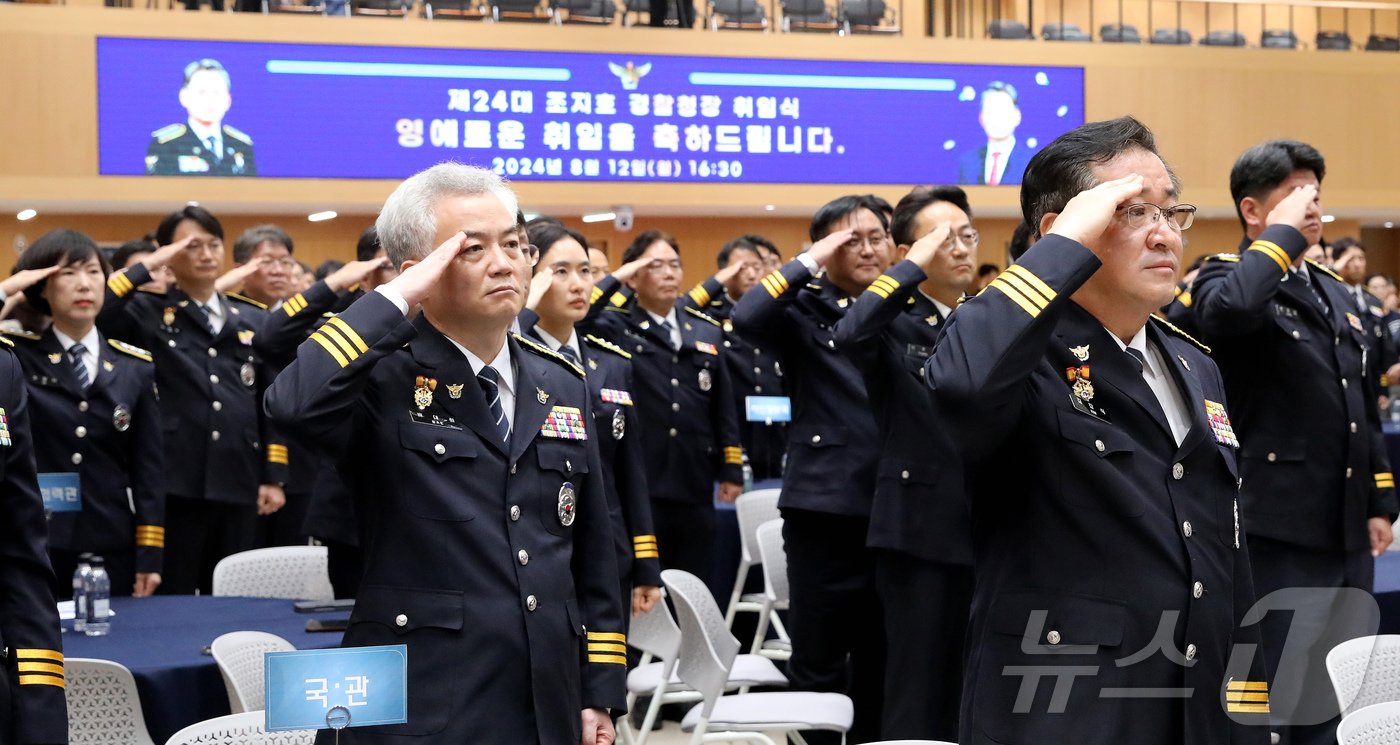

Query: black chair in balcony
[[1261, 29, 1298, 48], [263, 0, 325, 14], [988, 19, 1032, 39], [708, 0, 767, 30], [422, 0, 488, 19], [557, 0, 614, 23], [490, 0, 554, 21], [354, 0, 412, 15], [1042, 22, 1091, 41], [1366, 34, 1400, 51], [1316, 31, 1352, 50], [1149, 27, 1191, 44], [1200, 29, 1247, 46], [1100, 23, 1141, 42], [781, 0, 840, 32], [842, 0, 898, 33]]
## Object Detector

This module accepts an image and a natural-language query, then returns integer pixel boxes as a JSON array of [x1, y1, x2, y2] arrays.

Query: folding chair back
[[662, 569, 740, 719], [1327, 635, 1400, 717]]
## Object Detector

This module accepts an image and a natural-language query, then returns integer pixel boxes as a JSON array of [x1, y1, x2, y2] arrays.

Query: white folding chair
[[725, 488, 782, 629], [1326, 634, 1400, 717], [1336, 701, 1400, 745], [165, 711, 314, 745], [211, 631, 297, 713], [663, 569, 852, 745], [211, 546, 334, 601], [751, 518, 792, 659], [66, 658, 157, 745], [618, 590, 788, 745], [863, 741, 959, 744]]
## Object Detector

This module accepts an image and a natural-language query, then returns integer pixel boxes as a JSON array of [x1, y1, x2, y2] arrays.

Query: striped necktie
[[68, 344, 90, 390], [477, 366, 510, 445]]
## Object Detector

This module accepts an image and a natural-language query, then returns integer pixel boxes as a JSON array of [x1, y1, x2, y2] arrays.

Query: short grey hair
[[376, 163, 519, 267]]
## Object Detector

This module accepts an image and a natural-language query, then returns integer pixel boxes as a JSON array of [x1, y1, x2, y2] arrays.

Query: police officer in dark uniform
[[146, 59, 256, 177], [679, 236, 787, 483], [1192, 140, 1396, 745], [589, 230, 744, 585], [0, 335, 68, 744], [1161, 256, 1204, 339], [265, 164, 626, 744], [1331, 237, 1400, 391], [731, 195, 893, 743], [7, 230, 165, 598], [927, 116, 1269, 745], [831, 187, 976, 741], [519, 221, 662, 619], [99, 205, 288, 595]]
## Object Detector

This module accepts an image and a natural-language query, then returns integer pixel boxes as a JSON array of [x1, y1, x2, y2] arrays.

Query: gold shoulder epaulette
[[225, 292, 268, 310], [603, 304, 630, 314], [108, 339, 154, 362], [1151, 315, 1211, 354], [0, 336, 13, 348], [1306, 258, 1345, 283], [584, 334, 631, 360], [152, 123, 186, 144], [683, 306, 721, 327], [0, 329, 40, 341], [222, 125, 254, 145], [1204, 253, 1240, 263], [514, 334, 585, 378]]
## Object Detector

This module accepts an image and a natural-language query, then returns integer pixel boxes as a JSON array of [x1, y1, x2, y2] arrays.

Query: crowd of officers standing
[[0, 116, 1395, 745]]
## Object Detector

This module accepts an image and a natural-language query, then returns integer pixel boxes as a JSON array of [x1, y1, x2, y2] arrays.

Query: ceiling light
[[581, 212, 616, 224], [1386, 222, 1396, 229], [15, 209, 36, 221], [308, 211, 337, 222], [764, 205, 776, 211]]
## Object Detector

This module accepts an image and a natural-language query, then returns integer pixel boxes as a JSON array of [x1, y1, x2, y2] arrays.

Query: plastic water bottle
[[71, 553, 93, 633], [83, 556, 111, 636], [1390, 396, 1400, 425], [741, 454, 754, 493]]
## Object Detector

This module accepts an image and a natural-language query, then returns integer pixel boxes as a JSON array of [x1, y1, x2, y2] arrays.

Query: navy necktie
[[194, 302, 215, 335], [557, 344, 581, 366], [477, 366, 510, 445], [1125, 346, 1147, 376], [658, 319, 679, 351], [68, 344, 90, 390]]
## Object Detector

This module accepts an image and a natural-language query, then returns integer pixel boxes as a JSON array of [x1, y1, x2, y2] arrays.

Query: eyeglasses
[[644, 259, 683, 274], [1118, 203, 1197, 232], [939, 230, 981, 250], [844, 232, 889, 251], [183, 239, 223, 254], [458, 239, 540, 267]]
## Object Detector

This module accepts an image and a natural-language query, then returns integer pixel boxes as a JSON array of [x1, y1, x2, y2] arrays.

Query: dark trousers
[[324, 539, 363, 600], [648, 0, 694, 27], [651, 499, 715, 584], [875, 550, 973, 741], [50, 549, 136, 600], [781, 508, 885, 745], [1249, 535, 1375, 745], [159, 496, 257, 595], [256, 489, 312, 548]]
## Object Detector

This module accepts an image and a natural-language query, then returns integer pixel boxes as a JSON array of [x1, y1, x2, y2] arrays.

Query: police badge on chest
[[558, 482, 577, 526]]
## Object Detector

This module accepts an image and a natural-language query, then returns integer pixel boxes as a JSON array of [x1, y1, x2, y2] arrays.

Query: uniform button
[[78, 401, 88, 412], [755, 386, 763, 393], [827, 339, 835, 348], [510, 463, 518, 475], [510, 505, 521, 521], [211, 430, 221, 442], [1342, 378, 1349, 389], [1185, 643, 1197, 660], [1292, 330, 1301, 340], [208, 348, 218, 358], [1335, 336, 1340, 346], [518, 549, 530, 565], [753, 367, 762, 375], [1046, 630, 1061, 645], [210, 374, 220, 385], [670, 378, 679, 387], [671, 403, 680, 412], [434, 443, 446, 455], [1094, 439, 1105, 453], [672, 355, 679, 364], [811, 435, 822, 444], [723, 340, 731, 348], [669, 428, 678, 437], [75, 426, 87, 438], [1267, 452, 1277, 463], [168, 340, 177, 348], [71, 453, 83, 465], [212, 401, 222, 411], [755, 348, 763, 355], [1172, 463, 1184, 480], [901, 469, 910, 480], [1183, 521, 1193, 538], [1347, 467, 1354, 478], [395, 613, 408, 627], [1193, 581, 1204, 598], [1351, 421, 1358, 433], [526, 595, 538, 611]]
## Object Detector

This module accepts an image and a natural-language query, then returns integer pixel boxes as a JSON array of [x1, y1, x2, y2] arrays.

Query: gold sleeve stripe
[[636, 550, 660, 559], [17, 662, 63, 675], [588, 653, 628, 665], [283, 294, 308, 316], [688, 285, 711, 307], [1226, 692, 1270, 702], [634, 541, 658, 549], [326, 317, 369, 354], [1001, 266, 1053, 307], [16, 649, 62, 663], [987, 277, 1042, 319], [1227, 703, 1270, 714], [632, 534, 656, 543], [310, 332, 350, 368], [136, 535, 165, 548], [1227, 681, 1269, 691], [1003, 265, 1056, 304], [761, 276, 782, 299], [867, 284, 891, 300], [1376, 473, 1395, 487], [1248, 241, 1290, 273], [724, 450, 744, 465], [587, 643, 628, 654], [610, 292, 629, 308], [107, 273, 135, 297], [267, 445, 290, 464], [136, 525, 165, 534], [18, 675, 64, 688], [586, 631, 626, 642], [590, 286, 603, 304], [315, 325, 360, 362]]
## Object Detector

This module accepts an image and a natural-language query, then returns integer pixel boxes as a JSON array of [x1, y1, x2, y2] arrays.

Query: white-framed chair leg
[[634, 658, 675, 745], [724, 562, 750, 627], [749, 597, 773, 655]]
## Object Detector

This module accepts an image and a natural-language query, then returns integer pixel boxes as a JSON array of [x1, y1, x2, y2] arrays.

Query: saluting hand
[[324, 257, 391, 293], [1048, 174, 1145, 253], [905, 222, 954, 270], [524, 265, 555, 311], [713, 259, 746, 285], [804, 227, 858, 270], [138, 236, 194, 272], [610, 255, 654, 284], [580, 707, 615, 745], [1266, 183, 1321, 237], [215, 257, 269, 293], [0, 264, 60, 298], [385, 232, 468, 308]]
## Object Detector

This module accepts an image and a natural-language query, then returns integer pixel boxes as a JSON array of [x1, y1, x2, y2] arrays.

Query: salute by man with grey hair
[[266, 162, 627, 744]]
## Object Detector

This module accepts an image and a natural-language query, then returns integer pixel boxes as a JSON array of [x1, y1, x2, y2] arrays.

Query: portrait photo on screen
[[99, 37, 1083, 184]]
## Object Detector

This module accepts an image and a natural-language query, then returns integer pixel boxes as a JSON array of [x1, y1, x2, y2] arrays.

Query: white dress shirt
[[535, 327, 582, 362], [190, 292, 226, 334], [646, 307, 682, 350], [189, 119, 223, 160], [52, 327, 100, 384]]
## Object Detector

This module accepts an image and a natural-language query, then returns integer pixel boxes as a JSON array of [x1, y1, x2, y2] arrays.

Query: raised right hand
[[0, 264, 60, 298], [385, 232, 467, 308], [1266, 184, 1321, 235], [1047, 174, 1145, 253], [524, 265, 555, 311], [139, 236, 193, 272], [611, 256, 654, 284], [805, 228, 858, 269], [324, 257, 391, 293], [905, 222, 953, 270]]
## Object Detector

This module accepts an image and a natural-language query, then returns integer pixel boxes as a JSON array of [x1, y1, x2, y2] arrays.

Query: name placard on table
[[265, 645, 408, 732]]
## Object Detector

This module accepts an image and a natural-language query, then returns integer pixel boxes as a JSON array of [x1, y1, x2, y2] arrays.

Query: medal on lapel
[[536, 387, 549, 404], [612, 408, 626, 440], [163, 307, 177, 328], [413, 375, 437, 411], [698, 369, 713, 392], [240, 362, 256, 387], [1066, 365, 1093, 402], [47, 353, 61, 365], [588, 358, 598, 371], [1070, 344, 1090, 362], [1204, 399, 1240, 448], [557, 482, 577, 527], [446, 383, 464, 400], [103, 360, 114, 372], [113, 404, 132, 432]]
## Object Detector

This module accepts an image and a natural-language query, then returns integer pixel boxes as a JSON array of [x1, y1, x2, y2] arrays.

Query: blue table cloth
[[61, 595, 346, 743]]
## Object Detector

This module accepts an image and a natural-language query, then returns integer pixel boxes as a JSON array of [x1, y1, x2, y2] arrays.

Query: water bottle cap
[[88, 556, 105, 568], [78, 553, 94, 562]]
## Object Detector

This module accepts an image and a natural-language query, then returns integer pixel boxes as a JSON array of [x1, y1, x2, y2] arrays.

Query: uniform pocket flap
[[398, 421, 478, 463], [537, 441, 591, 475], [1057, 409, 1135, 457], [989, 590, 1126, 648], [351, 586, 465, 634], [791, 425, 848, 449], [1240, 437, 1306, 463], [877, 459, 939, 484]]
